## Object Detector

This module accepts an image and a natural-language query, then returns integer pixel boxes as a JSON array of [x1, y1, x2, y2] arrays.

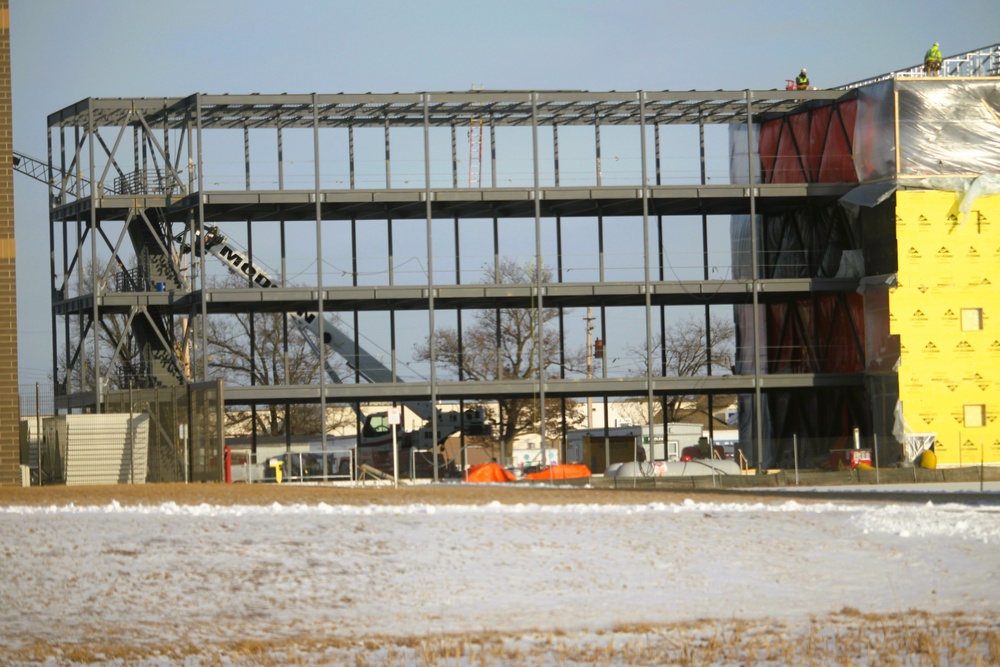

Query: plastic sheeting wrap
[[853, 80, 896, 182], [728, 78, 1000, 469], [607, 459, 740, 478], [728, 123, 759, 186], [728, 125, 757, 282], [729, 129, 862, 281], [854, 79, 1000, 182], [861, 274, 899, 374], [761, 205, 863, 279]]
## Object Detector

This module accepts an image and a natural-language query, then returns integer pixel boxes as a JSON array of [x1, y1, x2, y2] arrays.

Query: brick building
[[0, 0, 19, 487]]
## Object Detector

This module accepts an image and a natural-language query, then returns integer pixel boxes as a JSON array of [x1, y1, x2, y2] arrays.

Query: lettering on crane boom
[[216, 245, 275, 288], [211, 239, 320, 331]]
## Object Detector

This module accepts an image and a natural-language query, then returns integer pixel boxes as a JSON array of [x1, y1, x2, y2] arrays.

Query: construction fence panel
[[18, 384, 55, 486], [104, 384, 208, 484], [229, 448, 356, 484], [105, 380, 225, 483], [17, 380, 225, 486], [187, 379, 225, 483]]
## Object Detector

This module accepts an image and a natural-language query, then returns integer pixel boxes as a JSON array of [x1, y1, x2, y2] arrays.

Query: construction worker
[[924, 42, 942, 76], [795, 68, 810, 90]]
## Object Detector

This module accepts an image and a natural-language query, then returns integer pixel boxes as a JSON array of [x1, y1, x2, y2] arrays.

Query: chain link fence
[[17, 384, 54, 486], [18, 380, 224, 485], [228, 448, 356, 484]]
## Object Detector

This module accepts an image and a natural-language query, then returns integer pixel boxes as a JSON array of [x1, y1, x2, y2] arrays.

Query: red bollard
[[224, 446, 232, 484]]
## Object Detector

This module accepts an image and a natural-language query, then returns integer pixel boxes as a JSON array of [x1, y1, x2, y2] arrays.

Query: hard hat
[[801, 68, 807, 73], [934, 42, 938, 46]]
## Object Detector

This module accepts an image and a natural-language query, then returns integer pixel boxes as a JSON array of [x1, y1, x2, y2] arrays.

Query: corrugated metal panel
[[52, 414, 151, 486]]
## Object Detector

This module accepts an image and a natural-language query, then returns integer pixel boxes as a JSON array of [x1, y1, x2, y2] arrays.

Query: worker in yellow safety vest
[[924, 43, 942, 76], [795, 69, 809, 90]]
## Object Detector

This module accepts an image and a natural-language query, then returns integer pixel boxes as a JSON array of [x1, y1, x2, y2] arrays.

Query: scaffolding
[[839, 42, 1000, 89]]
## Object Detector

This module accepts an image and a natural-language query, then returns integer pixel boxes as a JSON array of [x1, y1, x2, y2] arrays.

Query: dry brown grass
[[4, 613, 998, 666], [0, 481, 817, 508]]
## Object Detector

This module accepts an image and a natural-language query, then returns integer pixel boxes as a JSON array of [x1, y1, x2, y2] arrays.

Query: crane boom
[[193, 226, 490, 452], [13, 150, 116, 196], [198, 227, 435, 417], [186, 228, 356, 417]]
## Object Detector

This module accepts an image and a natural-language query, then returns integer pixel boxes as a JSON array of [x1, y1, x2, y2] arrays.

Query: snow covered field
[[1, 484, 999, 665]]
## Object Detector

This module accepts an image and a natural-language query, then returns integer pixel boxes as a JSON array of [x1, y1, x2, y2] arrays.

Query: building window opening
[[963, 404, 986, 428], [961, 308, 983, 331]]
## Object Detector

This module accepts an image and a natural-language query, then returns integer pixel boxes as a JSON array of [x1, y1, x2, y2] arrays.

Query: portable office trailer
[[567, 423, 704, 474]]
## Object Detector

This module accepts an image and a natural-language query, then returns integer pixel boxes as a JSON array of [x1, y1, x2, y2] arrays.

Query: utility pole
[[585, 307, 594, 428]]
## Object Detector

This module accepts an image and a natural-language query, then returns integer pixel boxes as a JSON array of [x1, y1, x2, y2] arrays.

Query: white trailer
[[566, 423, 704, 474]]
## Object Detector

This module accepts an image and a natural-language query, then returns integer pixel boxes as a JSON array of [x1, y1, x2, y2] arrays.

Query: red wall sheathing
[[818, 101, 857, 183], [805, 106, 831, 179], [757, 99, 863, 371], [744, 99, 867, 465], [766, 293, 865, 374], [759, 99, 858, 184]]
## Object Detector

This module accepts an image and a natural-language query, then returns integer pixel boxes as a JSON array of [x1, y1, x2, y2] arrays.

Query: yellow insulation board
[[890, 190, 1000, 465]]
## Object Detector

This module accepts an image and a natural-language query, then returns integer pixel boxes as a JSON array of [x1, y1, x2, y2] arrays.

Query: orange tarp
[[522, 464, 592, 481], [465, 462, 517, 483]]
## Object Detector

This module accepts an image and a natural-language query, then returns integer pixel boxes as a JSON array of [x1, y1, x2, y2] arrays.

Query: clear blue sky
[[10, 0, 1000, 384]]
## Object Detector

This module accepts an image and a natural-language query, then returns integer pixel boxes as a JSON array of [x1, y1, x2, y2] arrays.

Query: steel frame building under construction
[[39, 43, 1000, 472]]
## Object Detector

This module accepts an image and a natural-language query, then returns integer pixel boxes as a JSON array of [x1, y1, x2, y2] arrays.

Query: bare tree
[[204, 274, 349, 436], [624, 313, 736, 423], [415, 259, 587, 458], [613, 397, 658, 427], [58, 262, 349, 435]]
